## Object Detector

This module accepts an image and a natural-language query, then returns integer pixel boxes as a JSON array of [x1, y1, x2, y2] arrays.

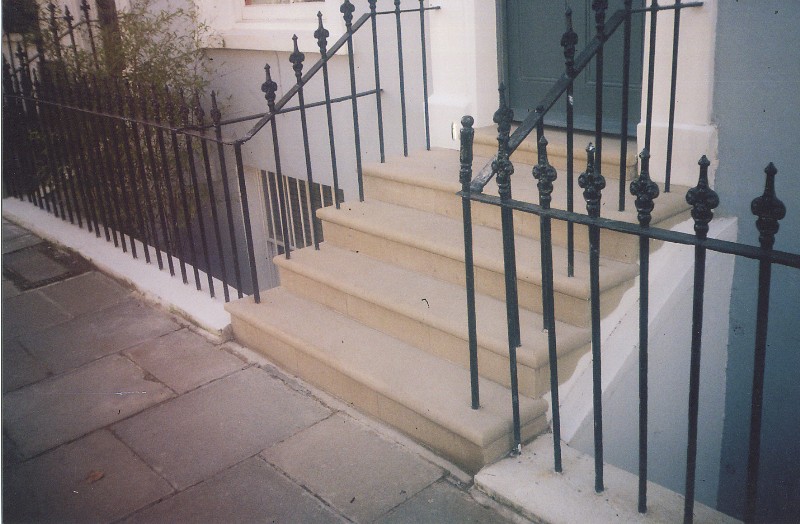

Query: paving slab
[[262, 413, 445, 523], [125, 329, 246, 394], [39, 271, 131, 318], [2, 278, 22, 298], [2, 338, 52, 393], [3, 247, 69, 281], [376, 480, 514, 524], [2, 220, 29, 242], [2, 429, 174, 523], [2, 290, 71, 341], [2, 354, 175, 458], [19, 299, 180, 374], [122, 455, 344, 524], [113, 367, 331, 490]]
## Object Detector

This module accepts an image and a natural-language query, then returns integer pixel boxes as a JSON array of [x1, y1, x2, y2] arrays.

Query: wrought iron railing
[[459, 2, 799, 523], [3, 0, 436, 305]]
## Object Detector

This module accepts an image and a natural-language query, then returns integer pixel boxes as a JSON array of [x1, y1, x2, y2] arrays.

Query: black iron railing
[[3, 0, 436, 305], [459, 2, 799, 524]]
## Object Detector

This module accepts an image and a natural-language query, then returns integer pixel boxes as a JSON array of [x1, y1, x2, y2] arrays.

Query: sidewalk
[[2, 219, 519, 523]]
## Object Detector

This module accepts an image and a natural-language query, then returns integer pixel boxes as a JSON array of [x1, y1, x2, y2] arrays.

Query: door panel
[[504, 0, 644, 134]]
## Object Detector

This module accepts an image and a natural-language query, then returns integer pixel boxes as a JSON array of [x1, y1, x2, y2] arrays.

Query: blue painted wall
[[713, 1, 800, 521]]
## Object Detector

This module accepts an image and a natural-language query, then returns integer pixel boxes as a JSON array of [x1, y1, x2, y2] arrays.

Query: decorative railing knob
[[64, 6, 74, 26], [751, 162, 786, 250], [261, 63, 277, 110], [492, 83, 514, 201], [80, 0, 91, 18], [592, 0, 608, 38], [314, 12, 329, 52], [685, 155, 719, 239], [561, 7, 578, 77], [533, 136, 558, 209], [579, 143, 606, 217], [210, 90, 221, 126], [289, 34, 305, 80], [630, 148, 659, 227], [341, 0, 355, 28], [459, 115, 475, 188], [192, 91, 205, 124]]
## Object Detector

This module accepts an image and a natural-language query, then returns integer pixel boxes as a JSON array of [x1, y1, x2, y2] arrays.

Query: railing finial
[[562, 5, 578, 76], [686, 155, 719, 239], [340, 0, 355, 28], [64, 5, 74, 26], [751, 162, 786, 250], [492, 83, 514, 201], [579, 143, 606, 217], [289, 34, 305, 80], [533, 136, 558, 209], [314, 12, 329, 51], [261, 63, 278, 110], [80, 0, 90, 18], [592, 0, 608, 38], [210, 90, 221, 126], [630, 148, 660, 227]]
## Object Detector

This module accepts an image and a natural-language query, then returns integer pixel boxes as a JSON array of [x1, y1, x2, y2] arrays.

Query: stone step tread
[[277, 244, 590, 371], [473, 125, 639, 167], [364, 148, 690, 226], [226, 287, 548, 448], [316, 200, 640, 300]]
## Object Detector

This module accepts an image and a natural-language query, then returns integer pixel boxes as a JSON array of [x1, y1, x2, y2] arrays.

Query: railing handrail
[[237, 11, 372, 145]]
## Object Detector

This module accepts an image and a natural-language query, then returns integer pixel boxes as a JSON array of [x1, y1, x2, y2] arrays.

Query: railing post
[[393, 0, 409, 157], [630, 148, 660, 513], [618, 0, 633, 211], [494, 84, 522, 453], [533, 134, 562, 473], [592, 0, 607, 179], [368, 0, 386, 163], [341, 0, 364, 200], [643, 0, 659, 153], [79, 0, 100, 70], [561, 6, 578, 279], [579, 142, 606, 493], [683, 155, 719, 524], [418, 0, 431, 151], [665, 0, 682, 193], [744, 163, 786, 524], [262, 64, 292, 260], [459, 115, 480, 410], [290, 34, 320, 250], [315, 13, 341, 210], [48, 3, 63, 62], [64, 6, 80, 68]]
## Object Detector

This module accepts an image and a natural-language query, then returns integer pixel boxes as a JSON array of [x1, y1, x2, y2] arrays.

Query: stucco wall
[[712, 1, 800, 521]]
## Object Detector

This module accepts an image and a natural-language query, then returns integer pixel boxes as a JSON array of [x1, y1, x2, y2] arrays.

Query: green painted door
[[504, 0, 644, 134]]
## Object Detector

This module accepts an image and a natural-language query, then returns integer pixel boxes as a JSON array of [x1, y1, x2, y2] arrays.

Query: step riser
[[364, 173, 679, 264], [322, 220, 632, 329], [279, 265, 590, 398], [229, 313, 549, 473]]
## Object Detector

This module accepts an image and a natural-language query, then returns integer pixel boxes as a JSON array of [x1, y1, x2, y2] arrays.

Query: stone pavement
[[2, 219, 519, 523]]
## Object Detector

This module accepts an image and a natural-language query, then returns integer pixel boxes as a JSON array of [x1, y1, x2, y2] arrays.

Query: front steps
[[226, 139, 690, 474]]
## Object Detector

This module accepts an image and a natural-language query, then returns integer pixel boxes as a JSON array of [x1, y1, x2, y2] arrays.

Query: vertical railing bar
[[290, 34, 319, 250], [211, 93, 244, 298], [16, 45, 44, 211], [291, 177, 305, 248], [114, 79, 149, 263], [618, 0, 633, 211], [579, 142, 606, 493], [744, 163, 785, 524], [593, 1, 607, 191], [683, 156, 718, 524], [233, 143, 261, 303], [394, 0, 409, 156], [342, 0, 365, 200], [262, 171, 278, 251], [494, 85, 522, 452], [315, 13, 341, 209], [195, 94, 230, 301], [79, 0, 99, 70], [419, 0, 431, 151], [262, 65, 292, 260], [643, 0, 658, 152], [533, 134, 563, 473], [64, 7, 80, 67], [98, 77, 136, 258], [459, 116, 480, 410], [152, 86, 186, 281], [32, 71, 68, 222], [562, 7, 577, 279], [368, 0, 386, 162], [139, 87, 175, 273], [180, 92, 214, 294], [167, 92, 201, 289], [664, 0, 681, 193], [630, 148, 659, 513], [127, 80, 164, 269]]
